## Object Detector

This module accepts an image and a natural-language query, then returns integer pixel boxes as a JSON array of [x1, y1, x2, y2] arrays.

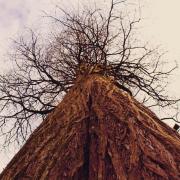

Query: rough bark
[[0, 74, 180, 180]]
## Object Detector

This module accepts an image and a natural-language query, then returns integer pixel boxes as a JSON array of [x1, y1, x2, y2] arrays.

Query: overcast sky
[[0, 0, 180, 172]]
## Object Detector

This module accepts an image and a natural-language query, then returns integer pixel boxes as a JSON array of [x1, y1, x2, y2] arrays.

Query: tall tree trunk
[[0, 75, 180, 180]]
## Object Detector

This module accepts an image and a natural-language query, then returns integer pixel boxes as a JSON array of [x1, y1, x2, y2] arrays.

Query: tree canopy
[[0, 0, 179, 146]]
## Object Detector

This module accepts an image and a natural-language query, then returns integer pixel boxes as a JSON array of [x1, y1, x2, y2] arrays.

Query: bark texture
[[0, 74, 180, 180]]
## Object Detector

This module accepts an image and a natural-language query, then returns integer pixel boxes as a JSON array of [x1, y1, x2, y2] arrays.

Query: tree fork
[[0, 74, 180, 179]]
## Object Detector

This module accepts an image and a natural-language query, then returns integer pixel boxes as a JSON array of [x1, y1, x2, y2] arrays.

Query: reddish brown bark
[[0, 74, 180, 180]]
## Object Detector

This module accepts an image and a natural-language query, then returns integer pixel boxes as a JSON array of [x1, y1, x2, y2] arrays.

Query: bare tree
[[0, 0, 179, 146]]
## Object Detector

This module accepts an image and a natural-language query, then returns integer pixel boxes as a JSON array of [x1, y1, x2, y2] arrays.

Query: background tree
[[0, 0, 179, 146]]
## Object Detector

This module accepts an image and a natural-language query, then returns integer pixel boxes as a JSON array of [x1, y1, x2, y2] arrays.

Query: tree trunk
[[0, 74, 180, 180]]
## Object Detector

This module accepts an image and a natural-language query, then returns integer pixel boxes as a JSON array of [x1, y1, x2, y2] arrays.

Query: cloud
[[0, 0, 28, 27], [0, 0, 55, 61]]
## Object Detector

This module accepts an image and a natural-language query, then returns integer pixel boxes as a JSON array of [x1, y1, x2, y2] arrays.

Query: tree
[[0, 0, 179, 146], [0, 75, 180, 179]]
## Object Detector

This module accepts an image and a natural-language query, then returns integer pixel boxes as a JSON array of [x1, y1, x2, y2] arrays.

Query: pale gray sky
[[0, 0, 180, 172]]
